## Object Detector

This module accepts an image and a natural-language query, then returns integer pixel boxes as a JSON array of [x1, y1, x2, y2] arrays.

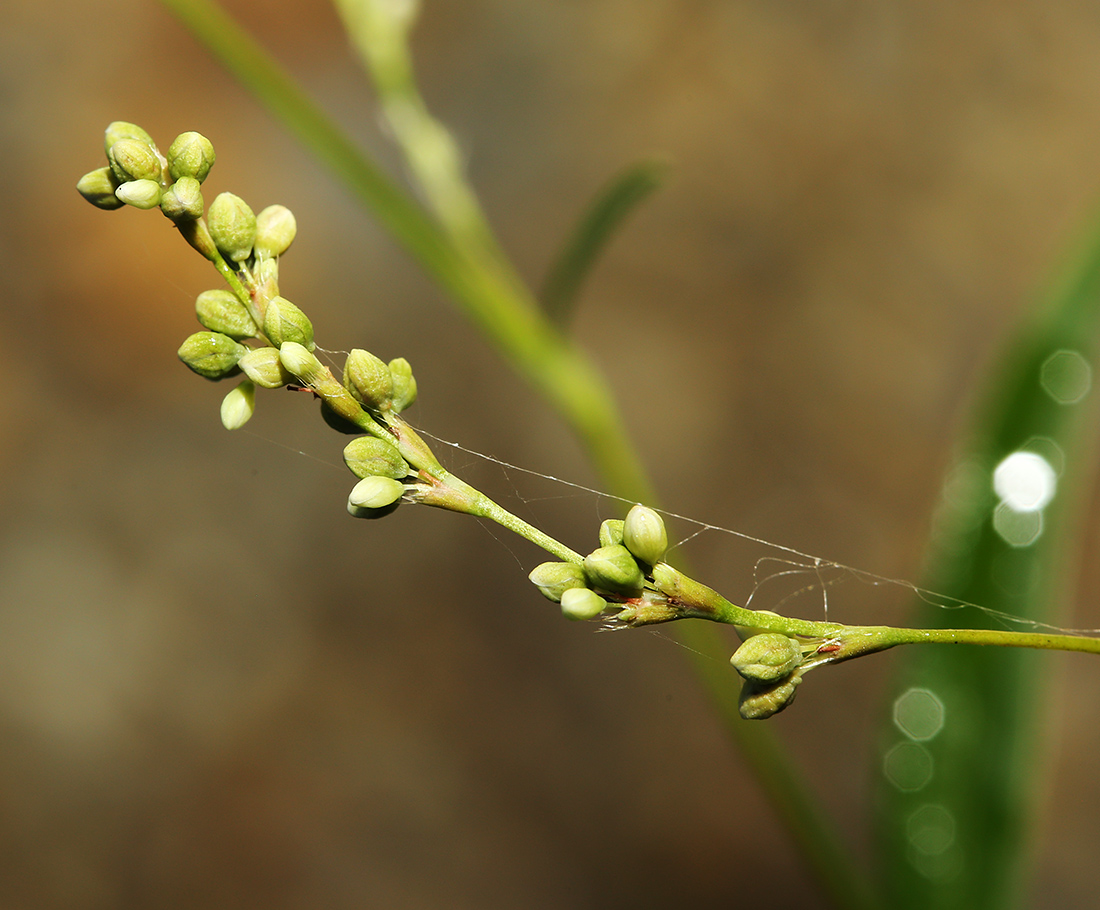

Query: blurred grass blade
[[876, 212, 1100, 908], [541, 160, 668, 326]]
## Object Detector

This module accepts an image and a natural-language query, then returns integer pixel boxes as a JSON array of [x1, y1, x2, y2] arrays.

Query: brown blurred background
[[4, 0, 1100, 906]]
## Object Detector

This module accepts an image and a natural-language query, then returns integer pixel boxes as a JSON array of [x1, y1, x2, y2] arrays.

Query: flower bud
[[598, 518, 624, 548], [560, 587, 607, 621], [738, 673, 802, 720], [583, 544, 644, 595], [278, 341, 325, 385], [160, 177, 204, 222], [115, 179, 162, 209], [167, 131, 216, 182], [343, 349, 394, 411], [730, 633, 803, 683], [622, 504, 667, 565], [528, 561, 588, 602], [238, 346, 292, 388], [207, 191, 257, 263], [263, 296, 314, 350], [343, 436, 410, 480], [107, 138, 163, 183], [104, 121, 155, 156], [195, 289, 258, 339], [388, 357, 418, 412], [220, 381, 255, 430], [253, 205, 297, 259], [77, 167, 124, 210], [348, 475, 405, 510], [177, 331, 246, 379]]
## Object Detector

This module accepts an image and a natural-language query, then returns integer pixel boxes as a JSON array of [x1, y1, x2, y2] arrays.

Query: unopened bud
[[253, 205, 297, 258], [599, 518, 624, 548], [388, 357, 418, 412], [278, 341, 325, 385], [730, 633, 803, 683], [77, 167, 124, 210], [343, 436, 410, 480], [207, 192, 256, 263], [195, 289, 258, 339], [160, 177, 204, 222], [528, 561, 588, 602], [583, 544, 644, 595], [560, 587, 607, 621], [344, 349, 394, 411], [167, 131, 216, 182], [107, 138, 163, 183], [104, 121, 154, 156], [115, 179, 162, 209], [220, 381, 256, 430], [348, 475, 405, 511], [739, 672, 803, 720], [238, 346, 292, 388], [177, 331, 246, 379], [622, 504, 667, 565], [263, 296, 314, 350]]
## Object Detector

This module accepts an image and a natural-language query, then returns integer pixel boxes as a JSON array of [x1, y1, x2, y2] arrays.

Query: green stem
[[158, 2, 874, 906]]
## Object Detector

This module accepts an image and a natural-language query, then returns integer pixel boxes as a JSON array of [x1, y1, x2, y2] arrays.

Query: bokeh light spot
[[884, 741, 934, 791], [893, 688, 945, 741], [992, 502, 1043, 548], [907, 803, 956, 856], [1040, 349, 1091, 404], [993, 451, 1056, 512]]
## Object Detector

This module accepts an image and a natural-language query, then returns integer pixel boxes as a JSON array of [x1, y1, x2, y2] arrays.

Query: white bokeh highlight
[[992, 451, 1057, 512]]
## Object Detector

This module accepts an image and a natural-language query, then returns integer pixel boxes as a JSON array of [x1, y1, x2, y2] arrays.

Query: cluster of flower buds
[[342, 434, 413, 519], [528, 503, 670, 621], [730, 629, 807, 719], [79, 122, 421, 524], [77, 121, 216, 219]]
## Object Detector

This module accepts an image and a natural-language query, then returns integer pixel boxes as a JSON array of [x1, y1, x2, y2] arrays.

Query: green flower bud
[[104, 121, 155, 156], [730, 633, 803, 683], [622, 504, 667, 565], [220, 381, 255, 430], [195, 289, 258, 339], [207, 192, 256, 263], [278, 341, 325, 385], [238, 346, 292, 388], [560, 587, 607, 621], [598, 518, 624, 548], [160, 177, 204, 222], [348, 475, 405, 511], [342, 436, 410, 480], [738, 672, 803, 720], [343, 349, 394, 411], [263, 296, 314, 350], [253, 205, 297, 259], [177, 331, 246, 379], [388, 357, 417, 412], [77, 167, 124, 210], [583, 544, 644, 595], [528, 561, 588, 602], [115, 179, 162, 209], [167, 131, 216, 182], [107, 138, 163, 183]]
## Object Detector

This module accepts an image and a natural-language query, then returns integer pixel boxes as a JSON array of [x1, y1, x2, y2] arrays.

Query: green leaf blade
[[541, 159, 668, 327]]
